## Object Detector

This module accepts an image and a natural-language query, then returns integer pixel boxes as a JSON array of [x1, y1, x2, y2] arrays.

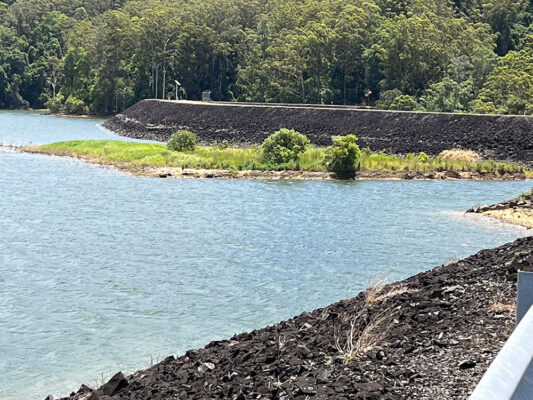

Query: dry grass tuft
[[334, 310, 394, 364], [439, 149, 481, 162], [488, 301, 516, 314], [374, 284, 418, 303], [364, 279, 388, 306]]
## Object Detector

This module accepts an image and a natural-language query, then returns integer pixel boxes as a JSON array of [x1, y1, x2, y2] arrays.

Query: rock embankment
[[56, 236, 533, 400], [103, 100, 533, 166]]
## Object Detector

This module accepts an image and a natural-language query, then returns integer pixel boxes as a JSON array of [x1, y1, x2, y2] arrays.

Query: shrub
[[261, 128, 310, 165], [362, 147, 372, 156], [64, 95, 87, 114], [418, 152, 429, 163], [390, 95, 418, 111], [167, 130, 196, 152], [375, 89, 402, 109], [324, 134, 361, 178], [516, 188, 533, 202], [217, 140, 230, 150], [45, 93, 64, 113]]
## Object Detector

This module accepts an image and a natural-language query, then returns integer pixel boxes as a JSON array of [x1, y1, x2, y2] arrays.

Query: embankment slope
[[104, 100, 533, 166], [59, 236, 533, 400]]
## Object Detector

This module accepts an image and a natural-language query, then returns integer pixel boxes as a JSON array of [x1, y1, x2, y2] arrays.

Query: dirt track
[[58, 236, 533, 400], [104, 100, 533, 167]]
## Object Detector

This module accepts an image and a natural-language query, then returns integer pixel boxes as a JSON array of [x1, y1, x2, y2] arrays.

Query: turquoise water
[[0, 111, 531, 399]]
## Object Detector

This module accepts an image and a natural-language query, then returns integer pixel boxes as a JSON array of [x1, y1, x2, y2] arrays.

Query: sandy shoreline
[[479, 208, 533, 229], [467, 192, 533, 229]]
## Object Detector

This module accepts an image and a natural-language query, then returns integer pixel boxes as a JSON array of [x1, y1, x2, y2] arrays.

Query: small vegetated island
[[22, 128, 528, 180]]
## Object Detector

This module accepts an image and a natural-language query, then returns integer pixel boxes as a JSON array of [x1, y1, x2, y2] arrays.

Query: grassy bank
[[24, 140, 527, 177]]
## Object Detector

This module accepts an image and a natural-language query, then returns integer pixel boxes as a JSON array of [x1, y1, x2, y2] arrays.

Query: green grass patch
[[31, 140, 527, 175], [514, 188, 533, 202]]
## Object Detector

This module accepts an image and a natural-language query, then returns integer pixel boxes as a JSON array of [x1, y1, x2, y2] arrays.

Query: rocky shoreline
[[136, 167, 528, 181], [54, 236, 533, 400], [467, 191, 533, 229]]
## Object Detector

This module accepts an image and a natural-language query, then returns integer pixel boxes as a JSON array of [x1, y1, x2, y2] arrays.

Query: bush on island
[[324, 134, 361, 178], [167, 130, 196, 152], [261, 128, 310, 165], [64, 95, 87, 114]]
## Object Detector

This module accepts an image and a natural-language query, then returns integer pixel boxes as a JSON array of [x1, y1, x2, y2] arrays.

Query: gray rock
[[198, 362, 216, 373]]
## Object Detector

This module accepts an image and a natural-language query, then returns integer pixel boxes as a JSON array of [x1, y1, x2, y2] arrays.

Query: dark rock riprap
[[103, 100, 533, 167], [57, 236, 533, 400]]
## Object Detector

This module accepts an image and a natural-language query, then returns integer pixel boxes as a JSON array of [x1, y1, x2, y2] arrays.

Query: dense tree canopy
[[0, 0, 532, 114]]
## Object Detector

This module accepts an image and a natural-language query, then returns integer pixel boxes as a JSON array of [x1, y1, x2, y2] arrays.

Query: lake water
[[0, 111, 531, 399]]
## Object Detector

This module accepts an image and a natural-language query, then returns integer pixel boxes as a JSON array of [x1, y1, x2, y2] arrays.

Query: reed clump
[[439, 149, 481, 162]]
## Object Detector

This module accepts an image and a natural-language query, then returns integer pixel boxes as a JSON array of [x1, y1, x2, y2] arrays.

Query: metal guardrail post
[[469, 271, 533, 400], [517, 271, 533, 324]]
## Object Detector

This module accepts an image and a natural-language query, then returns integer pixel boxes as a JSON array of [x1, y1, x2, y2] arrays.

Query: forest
[[0, 0, 532, 114]]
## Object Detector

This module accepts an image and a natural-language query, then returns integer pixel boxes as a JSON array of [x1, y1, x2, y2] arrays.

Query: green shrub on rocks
[[324, 134, 361, 178], [167, 130, 196, 152], [261, 128, 310, 165]]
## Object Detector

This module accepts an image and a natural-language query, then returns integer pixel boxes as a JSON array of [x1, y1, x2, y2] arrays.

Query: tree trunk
[[343, 68, 347, 105], [162, 66, 166, 100], [155, 64, 159, 99], [300, 70, 306, 103], [150, 63, 154, 96]]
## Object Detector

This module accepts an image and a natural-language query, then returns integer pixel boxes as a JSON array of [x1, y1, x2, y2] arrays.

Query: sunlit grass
[[28, 140, 527, 175], [514, 188, 533, 202]]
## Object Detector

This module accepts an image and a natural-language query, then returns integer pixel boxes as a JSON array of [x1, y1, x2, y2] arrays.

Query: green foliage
[[1, 0, 533, 114], [64, 95, 86, 114], [375, 89, 402, 109], [167, 130, 196, 152], [45, 93, 64, 113], [419, 78, 474, 112], [473, 37, 533, 115], [217, 140, 230, 150], [261, 128, 310, 165], [515, 188, 533, 202], [389, 95, 418, 111], [371, 9, 494, 96], [324, 134, 361, 177]]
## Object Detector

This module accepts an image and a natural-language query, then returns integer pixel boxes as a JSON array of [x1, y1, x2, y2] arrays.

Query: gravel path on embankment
[[56, 236, 533, 400]]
